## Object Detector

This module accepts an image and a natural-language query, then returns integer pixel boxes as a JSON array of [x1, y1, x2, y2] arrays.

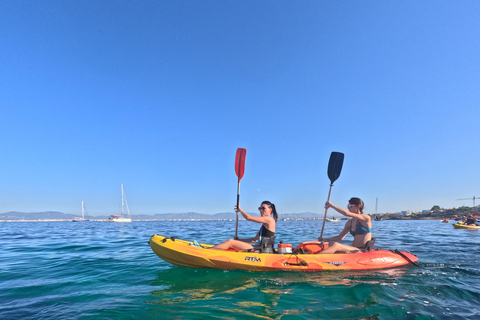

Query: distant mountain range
[[0, 211, 327, 220]]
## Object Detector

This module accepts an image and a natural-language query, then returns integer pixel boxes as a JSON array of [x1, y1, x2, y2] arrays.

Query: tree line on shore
[[373, 205, 479, 220]]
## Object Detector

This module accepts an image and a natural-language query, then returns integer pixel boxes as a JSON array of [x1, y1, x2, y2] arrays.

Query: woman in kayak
[[465, 215, 478, 226], [210, 201, 278, 251], [318, 197, 372, 254]]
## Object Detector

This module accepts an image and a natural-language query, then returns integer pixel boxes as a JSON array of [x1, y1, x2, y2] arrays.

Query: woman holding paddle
[[318, 197, 372, 254], [210, 201, 278, 251]]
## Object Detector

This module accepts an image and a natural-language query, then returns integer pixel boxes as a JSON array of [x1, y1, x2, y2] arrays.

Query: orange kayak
[[149, 234, 419, 272]]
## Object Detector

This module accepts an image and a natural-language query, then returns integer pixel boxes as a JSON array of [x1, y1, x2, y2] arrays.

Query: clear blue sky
[[1, 1, 479, 216]]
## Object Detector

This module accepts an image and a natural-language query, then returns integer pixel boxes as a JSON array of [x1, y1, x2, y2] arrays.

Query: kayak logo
[[328, 261, 346, 267], [245, 256, 261, 263]]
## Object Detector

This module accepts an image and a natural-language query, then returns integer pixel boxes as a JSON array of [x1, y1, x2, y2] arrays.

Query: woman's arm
[[318, 220, 351, 242], [236, 229, 261, 242], [236, 204, 272, 224], [325, 201, 371, 224]]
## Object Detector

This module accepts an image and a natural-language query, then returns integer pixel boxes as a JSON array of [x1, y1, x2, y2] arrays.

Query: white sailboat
[[72, 201, 89, 222], [107, 184, 132, 223]]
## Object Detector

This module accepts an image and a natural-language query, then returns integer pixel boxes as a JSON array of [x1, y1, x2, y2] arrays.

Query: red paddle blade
[[235, 148, 247, 182], [473, 212, 479, 217]]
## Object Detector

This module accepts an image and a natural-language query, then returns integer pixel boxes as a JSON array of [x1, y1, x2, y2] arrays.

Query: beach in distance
[[1, 219, 479, 319]]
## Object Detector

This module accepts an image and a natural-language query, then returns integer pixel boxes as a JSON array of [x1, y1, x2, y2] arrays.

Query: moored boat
[[325, 217, 341, 222], [72, 201, 89, 222], [441, 218, 449, 223], [149, 234, 419, 272], [107, 184, 132, 223]]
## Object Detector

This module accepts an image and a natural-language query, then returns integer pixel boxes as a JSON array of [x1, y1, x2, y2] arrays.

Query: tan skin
[[318, 200, 372, 254], [210, 203, 276, 251]]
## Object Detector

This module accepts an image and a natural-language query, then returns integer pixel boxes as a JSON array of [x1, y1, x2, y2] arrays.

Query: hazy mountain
[[0, 211, 327, 220], [0, 211, 77, 220]]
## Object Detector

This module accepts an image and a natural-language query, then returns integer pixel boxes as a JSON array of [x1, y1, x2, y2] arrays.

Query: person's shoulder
[[359, 213, 371, 223]]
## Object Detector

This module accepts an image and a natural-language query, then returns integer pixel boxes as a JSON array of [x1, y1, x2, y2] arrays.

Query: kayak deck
[[149, 234, 419, 272]]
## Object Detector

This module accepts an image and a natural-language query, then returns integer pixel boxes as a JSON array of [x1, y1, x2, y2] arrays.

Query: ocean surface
[[1, 219, 479, 320]]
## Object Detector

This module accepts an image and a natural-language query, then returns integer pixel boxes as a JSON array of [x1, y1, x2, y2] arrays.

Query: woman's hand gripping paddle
[[235, 148, 247, 238], [320, 152, 344, 239]]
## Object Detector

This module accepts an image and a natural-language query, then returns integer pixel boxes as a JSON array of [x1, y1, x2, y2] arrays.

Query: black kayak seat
[[257, 236, 276, 253], [361, 238, 376, 252]]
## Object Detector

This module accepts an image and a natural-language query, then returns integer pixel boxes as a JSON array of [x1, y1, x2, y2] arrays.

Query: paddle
[[234, 148, 247, 238], [320, 152, 345, 239]]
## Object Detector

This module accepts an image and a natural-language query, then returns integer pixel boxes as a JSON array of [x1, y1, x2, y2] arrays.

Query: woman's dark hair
[[349, 197, 364, 213], [262, 200, 278, 222]]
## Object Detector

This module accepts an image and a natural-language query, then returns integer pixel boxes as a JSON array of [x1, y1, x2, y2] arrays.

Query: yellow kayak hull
[[453, 223, 480, 229], [149, 234, 419, 272]]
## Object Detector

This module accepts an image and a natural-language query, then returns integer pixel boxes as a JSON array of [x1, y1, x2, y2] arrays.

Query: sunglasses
[[347, 204, 356, 208], [258, 206, 270, 211]]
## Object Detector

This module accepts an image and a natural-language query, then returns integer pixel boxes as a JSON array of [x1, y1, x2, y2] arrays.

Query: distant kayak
[[149, 234, 419, 272], [453, 222, 480, 230]]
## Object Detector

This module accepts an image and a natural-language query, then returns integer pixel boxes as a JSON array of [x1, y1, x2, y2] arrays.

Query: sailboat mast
[[82, 201, 84, 219], [121, 184, 124, 217], [375, 198, 378, 215]]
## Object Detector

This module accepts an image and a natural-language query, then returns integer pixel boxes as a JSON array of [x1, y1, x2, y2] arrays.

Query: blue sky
[[1, 1, 479, 216]]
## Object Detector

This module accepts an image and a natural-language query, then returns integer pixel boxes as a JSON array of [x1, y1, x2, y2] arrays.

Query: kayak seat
[[257, 236, 276, 254], [360, 238, 376, 252]]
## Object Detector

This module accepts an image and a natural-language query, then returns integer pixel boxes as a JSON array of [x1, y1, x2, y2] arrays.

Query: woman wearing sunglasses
[[318, 197, 372, 254], [210, 201, 278, 251]]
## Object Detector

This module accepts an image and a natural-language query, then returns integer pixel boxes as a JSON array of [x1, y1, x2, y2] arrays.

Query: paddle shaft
[[235, 182, 240, 238], [320, 184, 333, 238]]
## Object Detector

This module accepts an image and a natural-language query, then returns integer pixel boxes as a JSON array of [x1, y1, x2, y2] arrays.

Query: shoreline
[[0, 217, 451, 222]]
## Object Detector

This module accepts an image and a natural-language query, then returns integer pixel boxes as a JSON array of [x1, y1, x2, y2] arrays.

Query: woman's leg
[[319, 242, 359, 254], [210, 239, 254, 251]]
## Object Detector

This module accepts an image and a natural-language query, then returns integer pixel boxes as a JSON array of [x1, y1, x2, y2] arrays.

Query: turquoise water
[[1, 220, 479, 319]]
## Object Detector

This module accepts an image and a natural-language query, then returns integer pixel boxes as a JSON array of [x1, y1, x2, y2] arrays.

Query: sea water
[[0, 219, 479, 319]]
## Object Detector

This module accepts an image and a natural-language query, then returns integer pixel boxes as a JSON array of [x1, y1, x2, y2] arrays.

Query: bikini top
[[350, 220, 371, 237]]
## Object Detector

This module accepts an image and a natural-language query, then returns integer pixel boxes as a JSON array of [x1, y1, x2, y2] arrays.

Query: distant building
[[398, 210, 414, 216]]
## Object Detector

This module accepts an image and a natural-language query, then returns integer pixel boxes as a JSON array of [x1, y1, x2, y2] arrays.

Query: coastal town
[[1, 204, 478, 222]]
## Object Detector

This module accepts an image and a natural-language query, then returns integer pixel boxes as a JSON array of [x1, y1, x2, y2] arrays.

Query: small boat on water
[[107, 184, 132, 223], [453, 222, 480, 230], [441, 218, 449, 223], [149, 234, 419, 272], [72, 201, 89, 222], [325, 217, 341, 222], [374, 216, 383, 221]]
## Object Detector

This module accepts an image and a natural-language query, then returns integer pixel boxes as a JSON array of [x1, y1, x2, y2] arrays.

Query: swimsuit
[[350, 220, 371, 236], [259, 225, 275, 238], [253, 225, 275, 247]]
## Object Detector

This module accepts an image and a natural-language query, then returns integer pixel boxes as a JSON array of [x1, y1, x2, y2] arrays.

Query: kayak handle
[[283, 256, 307, 266]]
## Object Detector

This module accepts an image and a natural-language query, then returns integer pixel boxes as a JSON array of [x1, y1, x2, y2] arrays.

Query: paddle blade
[[235, 148, 247, 182], [327, 152, 344, 184]]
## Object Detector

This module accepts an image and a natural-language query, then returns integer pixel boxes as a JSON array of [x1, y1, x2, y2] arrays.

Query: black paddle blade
[[327, 152, 344, 184]]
